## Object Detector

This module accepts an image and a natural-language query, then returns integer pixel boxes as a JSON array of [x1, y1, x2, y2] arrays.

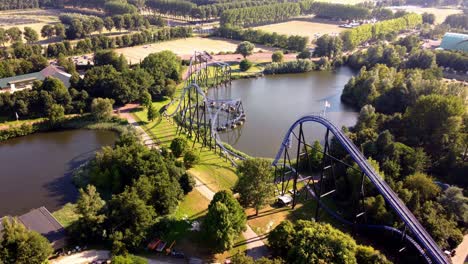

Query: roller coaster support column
[[395, 225, 408, 264], [353, 172, 367, 234], [315, 128, 330, 221], [292, 123, 304, 209]]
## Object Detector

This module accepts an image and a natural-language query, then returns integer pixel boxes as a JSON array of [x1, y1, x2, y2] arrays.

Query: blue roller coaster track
[[272, 115, 449, 264], [165, 52, 448, 264]]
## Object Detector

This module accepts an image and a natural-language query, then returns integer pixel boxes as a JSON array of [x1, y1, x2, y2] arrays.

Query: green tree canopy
[[236, 41, 255, 58], [0, 218, 53, 264], [203, 190, 246, 252], [91, 98, 114, 121], [235, 158, 275, 215]]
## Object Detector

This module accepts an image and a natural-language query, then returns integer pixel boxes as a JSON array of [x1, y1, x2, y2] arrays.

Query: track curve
[[272, 115, 448, 264], [164, 52, 246, 165]]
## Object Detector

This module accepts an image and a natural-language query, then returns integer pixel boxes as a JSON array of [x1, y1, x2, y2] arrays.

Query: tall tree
[[203, 190, 246, 252], [23, 27, 38, 43], [74, 185, 106, 242], [41, 25, 55, 39], [236, 41, 255, 58], [0, 218, 53, 264], [235, 158, 275, 215], [91, 98, 114, 121], [6, 27, 22, 42], [438, 186, 468, 224]]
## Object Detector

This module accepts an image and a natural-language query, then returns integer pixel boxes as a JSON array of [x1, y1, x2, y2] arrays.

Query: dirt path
[[452, 234, 468, 264], [117, 104, 157, 148]]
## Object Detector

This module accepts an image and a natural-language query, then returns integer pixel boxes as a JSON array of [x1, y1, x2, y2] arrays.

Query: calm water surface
[[208, 67, 359, 158], [0, 129, 116, 216]]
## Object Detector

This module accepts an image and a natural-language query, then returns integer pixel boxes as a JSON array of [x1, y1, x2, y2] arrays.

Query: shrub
[[183, 150, 200, 168], [239, 59, 253, 72], [272, 51, 284, 62], [263, 59, 314, 74], [179, 173, 196, 194], [91, 98, 114, 121], [170, 137, 188, 157], [297, 50, 311, 59]]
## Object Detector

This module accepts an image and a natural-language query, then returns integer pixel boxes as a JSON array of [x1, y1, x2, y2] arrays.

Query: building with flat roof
[[0, 207, 66, 250], [440, 32, 468, 53], [0, 65, 72, 93]]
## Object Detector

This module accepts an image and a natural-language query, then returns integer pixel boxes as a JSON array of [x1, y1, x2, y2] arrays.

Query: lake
[[208, 67, 359, 158], [0, 129, 116, 216]]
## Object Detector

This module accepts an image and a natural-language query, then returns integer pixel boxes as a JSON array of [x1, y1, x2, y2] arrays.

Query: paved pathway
[[51, 250, 110, 264], [51, 250, 184, 264], [117, 104, 157, 148], [452, 234, 468, 264]]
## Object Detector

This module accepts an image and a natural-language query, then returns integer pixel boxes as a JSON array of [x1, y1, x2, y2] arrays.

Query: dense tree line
[[268, 220, 391, 264], [339, 63, 466, 248], [0, 0, 40, 10], [263, 59, 315, 74], [70, 135, 195, 253], [59, 13, 150, 40], [444, 13, 468, 29], [436, 50, 468, 72], [301, 2, 371, 20], [341, 13, 422, 50], [0, 49, 182, 121], [146, 0, 197, 18], [220, 2, 300, 27], [215, 26, 308, 52], [0, 55, 48, 78], [78, 50, 180, 104], [104, 0, 138, 15], [348, 43, 407, 69], [44, 26, 191, 57], [192, 0, 283, 21]]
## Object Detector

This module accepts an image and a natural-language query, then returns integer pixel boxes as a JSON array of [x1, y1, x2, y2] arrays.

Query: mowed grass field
[[388, 6, 462, 24], [116, 37, 274, 63], [253, 20, 345, 42]]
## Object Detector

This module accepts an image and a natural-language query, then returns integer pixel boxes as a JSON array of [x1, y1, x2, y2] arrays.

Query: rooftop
[[0, 207, 66, 250], [0, 65, 72, 90], [440, 32, 468, 52]]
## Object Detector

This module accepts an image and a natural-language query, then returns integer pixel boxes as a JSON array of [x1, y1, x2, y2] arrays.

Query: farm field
[[253, 20, 345, 42], [116, 37, 275, 63], [0, 9, 59, 42], [388, 6, 462, 24]]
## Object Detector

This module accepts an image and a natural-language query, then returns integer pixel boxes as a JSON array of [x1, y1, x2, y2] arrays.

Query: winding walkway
[[452, 234, 468, 264]]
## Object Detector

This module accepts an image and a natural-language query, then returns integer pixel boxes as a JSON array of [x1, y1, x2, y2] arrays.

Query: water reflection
[[0, 130, 116, 216], [208, 67, 359, 158]]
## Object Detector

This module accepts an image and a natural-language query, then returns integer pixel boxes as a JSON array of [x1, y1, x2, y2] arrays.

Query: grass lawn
[[52, 203, 80, 228], [231, 63, 264, 78], [133, 99, 239, 192], [0, 117, 45, 127], [246, 186, 347, 244]]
